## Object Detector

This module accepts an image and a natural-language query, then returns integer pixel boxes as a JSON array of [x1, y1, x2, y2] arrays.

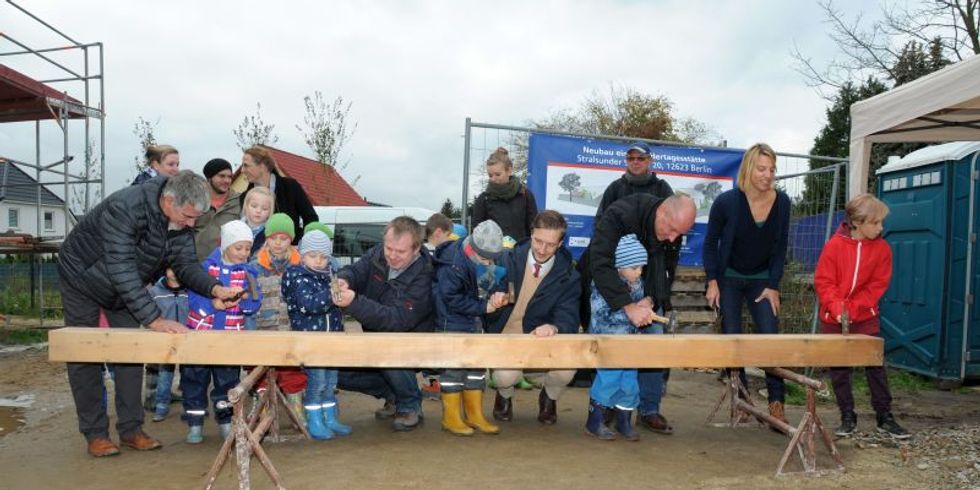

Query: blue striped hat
[[615, 234, 647, 269], [299, 230, 333, 256]]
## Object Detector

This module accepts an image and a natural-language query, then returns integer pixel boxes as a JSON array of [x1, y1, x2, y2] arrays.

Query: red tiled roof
[[234, 145, 367, 206], [0, 64, 93, 123]]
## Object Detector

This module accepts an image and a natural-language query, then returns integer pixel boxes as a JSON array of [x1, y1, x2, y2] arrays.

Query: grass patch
[[0, 329, 48, 345], [0, 289, 63, 319], [784, 381, 807, 406]]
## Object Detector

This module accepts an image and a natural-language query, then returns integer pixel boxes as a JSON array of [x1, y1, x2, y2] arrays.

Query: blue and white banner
[[526, 133, 744, 266]]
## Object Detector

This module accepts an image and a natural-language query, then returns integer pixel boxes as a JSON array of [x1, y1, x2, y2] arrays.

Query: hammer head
[[666, 310, 678, 333]]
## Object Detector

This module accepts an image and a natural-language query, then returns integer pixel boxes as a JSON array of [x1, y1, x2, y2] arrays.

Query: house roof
[[231, 145, 367, 206], [0, 160, 66, 206], [0, 64, 100, 123]]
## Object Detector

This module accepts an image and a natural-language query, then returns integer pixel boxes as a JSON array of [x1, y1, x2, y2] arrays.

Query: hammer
[[649, 310, 679, 333], [840, 303, 850, 335]]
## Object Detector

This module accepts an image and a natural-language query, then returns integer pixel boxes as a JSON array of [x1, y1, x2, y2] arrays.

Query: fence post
[[810, 164, 841, 336], [461, 117, 472, 228]]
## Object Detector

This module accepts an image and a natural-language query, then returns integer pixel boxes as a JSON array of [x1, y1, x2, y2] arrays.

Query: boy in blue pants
[[149, 268, 188, 422], [586, 234, 651, 441]]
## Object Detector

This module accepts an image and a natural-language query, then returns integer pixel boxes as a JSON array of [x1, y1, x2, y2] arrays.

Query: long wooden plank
[[48, 328, 882, 368]]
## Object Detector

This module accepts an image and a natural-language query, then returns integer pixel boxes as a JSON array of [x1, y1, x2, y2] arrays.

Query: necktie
[[533, 263, 541, 278]]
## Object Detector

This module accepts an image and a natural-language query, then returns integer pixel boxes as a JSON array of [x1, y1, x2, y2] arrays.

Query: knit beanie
[[265, 213, 295, 239], [299, 230, 333, 256], [468, 220, 504, 260], [449, 223, 468, 240], [615, 234, 647, 269], [220, 220, 254, 253], [304, 221, 334, 240], [202, 158, 232, 179]]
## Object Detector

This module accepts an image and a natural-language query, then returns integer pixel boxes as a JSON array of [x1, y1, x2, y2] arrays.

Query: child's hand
[[486, 292, 508, 313], [212, 297, 228, 311]]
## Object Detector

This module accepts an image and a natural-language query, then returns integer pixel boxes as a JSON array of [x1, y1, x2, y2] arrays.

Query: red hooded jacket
[[814, 222, 892, 335]]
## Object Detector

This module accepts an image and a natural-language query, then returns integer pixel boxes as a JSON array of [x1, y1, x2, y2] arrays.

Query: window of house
[[44, 211, 54, 231], [8, 208, 19, 229]]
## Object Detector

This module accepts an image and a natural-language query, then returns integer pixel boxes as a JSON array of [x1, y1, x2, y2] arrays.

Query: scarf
[[463, 242, 506, 298], [485, 176, 522, 200], [624, 171, 653, 186]]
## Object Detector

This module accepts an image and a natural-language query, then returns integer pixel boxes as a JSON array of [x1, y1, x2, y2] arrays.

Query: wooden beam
[[48, 328, 883, 368]]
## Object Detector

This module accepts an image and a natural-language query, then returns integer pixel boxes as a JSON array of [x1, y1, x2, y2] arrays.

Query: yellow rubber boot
[[440, 392, 474, 436], [463, 390, 500, 435]]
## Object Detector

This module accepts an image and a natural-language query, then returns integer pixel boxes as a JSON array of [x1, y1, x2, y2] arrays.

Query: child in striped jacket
[[180, 220, 262, 444]]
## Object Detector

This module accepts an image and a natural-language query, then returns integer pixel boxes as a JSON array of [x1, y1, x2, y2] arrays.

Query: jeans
[[591, 369, 639, 409], [638, 320, 666, 415], [61, 281, 144, 441], [337, 369, 421, 414], [719, 277, 784, 402], [180, 365, 241, 426], [305, 368, 339, 407], [153, 365, 176, 411]]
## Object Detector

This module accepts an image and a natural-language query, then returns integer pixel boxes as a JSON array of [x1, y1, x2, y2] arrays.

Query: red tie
[[533, 263, 541, 278]]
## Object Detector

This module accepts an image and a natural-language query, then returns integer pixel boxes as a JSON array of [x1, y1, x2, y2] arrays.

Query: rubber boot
[[322, 403, 352, 436], [186, 425, 204, 444], [218, 423, 232, 440], [462, 390, 500, 435], [286, 393, 305, 425], [305, 407, 334, 440], [440, 392, 474, 436], [614, 408, 640, 442], [585, 399, 616, 440]]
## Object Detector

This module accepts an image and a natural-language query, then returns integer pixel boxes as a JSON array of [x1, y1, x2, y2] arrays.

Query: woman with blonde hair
[[240, 145, 318, 244], [471, 147, 538, 242], [702, 142, 791, 425]]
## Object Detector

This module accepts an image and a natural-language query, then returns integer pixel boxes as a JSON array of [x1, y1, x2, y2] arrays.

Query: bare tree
[[132, 116, 157, 174], [233, 102, 279, 151], [791, 0, 979, 96], [296, 91, 357, 169], [71, 138, 102, 213]]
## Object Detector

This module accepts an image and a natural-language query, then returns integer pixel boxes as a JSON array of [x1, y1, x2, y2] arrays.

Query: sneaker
[[835, 411, 857, 437], [152, 404, 170, 423], [876, 412, 911, 439], [392, 410, 422, 432]]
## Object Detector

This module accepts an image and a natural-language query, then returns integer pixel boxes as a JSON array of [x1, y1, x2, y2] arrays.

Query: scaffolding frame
[[0, 0, 106, 325]]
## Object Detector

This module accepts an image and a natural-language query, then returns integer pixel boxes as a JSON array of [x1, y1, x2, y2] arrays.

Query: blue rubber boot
[[186, 425, 204, 444], [305, 407, 334, 440], [322, 404, 352, 436], [614, 408, 640, 442], [585, 399, 616, 441]]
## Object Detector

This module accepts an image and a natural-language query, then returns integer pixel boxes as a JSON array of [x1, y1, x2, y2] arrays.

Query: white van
[[314, 206, 436, 262]]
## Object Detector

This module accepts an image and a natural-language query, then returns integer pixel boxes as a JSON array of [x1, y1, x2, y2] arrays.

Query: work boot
[[392, 410, 423, 432], [374, 398, 397, 419], [585, 399, 616, 441], [768, 401, 788, 425], [537, 389, 558, 425], [463, 390, 499, 434], [876, 412, 911, 439], [440, 392, 474, 436], [218, 423, 232, 440], [286, 393, 305, 425], [86, 437, 120, 457], [835, 411, 857, 437], [638, 413, 674, 434], [614, 408, 640, 442], [493, 391, 513, 422], [185, 425, 204, 444], [305, 406, 334, 440], [323, 404, 352, 436], [120, 430, 162, 451]]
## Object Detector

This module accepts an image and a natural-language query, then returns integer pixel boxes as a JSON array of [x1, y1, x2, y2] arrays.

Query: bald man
[[588, 193, 696, 434]]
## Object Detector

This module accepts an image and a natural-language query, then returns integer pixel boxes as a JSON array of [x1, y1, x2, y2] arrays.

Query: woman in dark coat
[[240, 145, 319, 244], [471, 147, 537, 242]]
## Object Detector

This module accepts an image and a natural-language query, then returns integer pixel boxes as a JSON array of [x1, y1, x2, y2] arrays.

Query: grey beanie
[[468, 220, 504, 260], [299, 230, 333, 256]]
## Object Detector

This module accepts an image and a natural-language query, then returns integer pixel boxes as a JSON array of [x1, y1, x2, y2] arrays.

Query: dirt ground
[[1, 346, 978, 490]]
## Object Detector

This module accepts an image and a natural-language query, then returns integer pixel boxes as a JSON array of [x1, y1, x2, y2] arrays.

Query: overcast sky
[[0, 0, 878, 211]]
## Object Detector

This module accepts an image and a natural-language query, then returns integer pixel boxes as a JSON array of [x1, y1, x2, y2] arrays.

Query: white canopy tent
[[849, 54, 980, 198]]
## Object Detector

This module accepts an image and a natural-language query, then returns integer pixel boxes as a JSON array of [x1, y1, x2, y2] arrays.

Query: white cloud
[[1, 0, 881, 210]]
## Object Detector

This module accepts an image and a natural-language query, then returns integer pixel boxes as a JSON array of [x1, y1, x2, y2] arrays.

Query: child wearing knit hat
[[280, 230, 349, 440], [247, 213, 308, 418], [584, 234, 648, 442], [182, 220, 263, 444]]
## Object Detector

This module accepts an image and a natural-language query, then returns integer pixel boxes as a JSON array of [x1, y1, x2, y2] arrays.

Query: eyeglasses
[[626, 156, 650, 162]]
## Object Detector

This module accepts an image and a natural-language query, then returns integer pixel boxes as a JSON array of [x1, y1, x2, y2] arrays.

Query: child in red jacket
[[814, 193, 909, 439]]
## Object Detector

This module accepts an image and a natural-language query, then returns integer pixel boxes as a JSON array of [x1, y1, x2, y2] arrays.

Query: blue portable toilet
[[876, 142, 980, 382]]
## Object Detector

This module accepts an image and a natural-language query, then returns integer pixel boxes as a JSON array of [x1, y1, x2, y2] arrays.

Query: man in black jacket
[[333, 216, 434, 432], [589, 194, 695, 433], [58, 171, 243, 457], [485, 210, 580, 425]]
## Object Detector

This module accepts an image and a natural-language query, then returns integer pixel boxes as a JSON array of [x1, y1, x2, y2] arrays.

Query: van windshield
[[333, 223, 386, 259]]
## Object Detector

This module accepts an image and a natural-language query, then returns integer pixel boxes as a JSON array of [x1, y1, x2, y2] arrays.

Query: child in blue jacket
[[148, 268, 188, 422], [281, 230, 349, 440], [181, 220, 262, 444], [586, 234, 648, 441]]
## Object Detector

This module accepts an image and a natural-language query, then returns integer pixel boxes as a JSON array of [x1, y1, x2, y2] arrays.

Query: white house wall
[[0, 201, 72, 238]]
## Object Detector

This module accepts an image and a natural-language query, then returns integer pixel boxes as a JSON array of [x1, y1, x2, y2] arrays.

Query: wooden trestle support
[[705, 367, 845, 476], [202, 366, 310, 490]]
